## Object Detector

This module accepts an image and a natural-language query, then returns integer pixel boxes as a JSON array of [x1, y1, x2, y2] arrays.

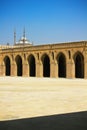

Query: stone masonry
[[0, 40, 87, 79]]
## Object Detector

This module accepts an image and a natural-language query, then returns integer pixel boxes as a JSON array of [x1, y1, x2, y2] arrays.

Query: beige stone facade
[[0, 41, 87, 78]]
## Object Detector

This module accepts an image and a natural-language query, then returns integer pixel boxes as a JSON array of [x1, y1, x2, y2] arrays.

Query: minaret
[[14, 29, 16, 45], [23, 27, 26, 38], [23, 27, 25, 44]]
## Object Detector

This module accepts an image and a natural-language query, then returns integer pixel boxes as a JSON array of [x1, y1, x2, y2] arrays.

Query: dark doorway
[[75, 53, 84, 78], [4, 56, 10, 76], [16, 55, 22, 76], [28, 55, 35, 76], [42, 54, 50, 77], [58, 53, 66, 78]]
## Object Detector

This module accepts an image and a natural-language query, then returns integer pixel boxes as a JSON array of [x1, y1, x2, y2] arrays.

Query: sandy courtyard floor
[[0, 77, 87, 121]]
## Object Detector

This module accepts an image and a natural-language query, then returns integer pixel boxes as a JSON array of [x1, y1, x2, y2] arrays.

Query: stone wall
[[0, 41, 87, 78]]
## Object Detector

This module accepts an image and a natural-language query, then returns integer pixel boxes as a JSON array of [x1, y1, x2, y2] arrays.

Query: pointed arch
[[57, 53, 66, 78], [41, 54, 50, 77], [28, 54, 36, 77], [4, 56, 11, 76], [74, 52, 84, 78], [15, 55, 22, 76]]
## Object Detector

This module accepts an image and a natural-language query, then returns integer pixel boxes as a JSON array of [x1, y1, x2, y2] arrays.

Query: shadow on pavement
[[0, 111, 87, 130]]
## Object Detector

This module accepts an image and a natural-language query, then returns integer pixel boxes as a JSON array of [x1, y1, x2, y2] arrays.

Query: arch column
[[23, 62, 29, 77], [11, 62, 17, 76], [36, 61, 43, 77], [84, 54, 87, 78], [0, 63, 5, 76], [22, 55, 29, 77], [66, 59, 75, 78], [50, 60, 58, 78], [0, 64, 2, 76]]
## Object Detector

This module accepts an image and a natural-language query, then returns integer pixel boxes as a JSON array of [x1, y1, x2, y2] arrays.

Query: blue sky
[[0, 0, 87, 45]]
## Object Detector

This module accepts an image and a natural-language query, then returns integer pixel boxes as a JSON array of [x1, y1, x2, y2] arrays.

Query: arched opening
[[15, 55, 22, 76], [28, 55, 35, 76], [42, 54, 50, 77], [4, 56, 11, 76], [57, 53, 66, 78], [74, 53, 84, 78]]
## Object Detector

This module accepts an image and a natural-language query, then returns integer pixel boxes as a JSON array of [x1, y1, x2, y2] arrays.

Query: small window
[[68, 51, 71, 59], [52, 52, 54, 60], [24, 53, 26, 60], [37, 53, 39, 60]]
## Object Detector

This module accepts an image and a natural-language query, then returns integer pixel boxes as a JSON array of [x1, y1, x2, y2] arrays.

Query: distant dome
[[14, 29, 33, 46], [15, 36, 32, 46]]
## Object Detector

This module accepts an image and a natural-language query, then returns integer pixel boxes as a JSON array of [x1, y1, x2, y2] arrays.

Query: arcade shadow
[[0, 111, 87, 130]]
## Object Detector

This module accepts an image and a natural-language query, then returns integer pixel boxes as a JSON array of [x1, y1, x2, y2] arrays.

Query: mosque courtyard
[[0, 77, 87, 121]]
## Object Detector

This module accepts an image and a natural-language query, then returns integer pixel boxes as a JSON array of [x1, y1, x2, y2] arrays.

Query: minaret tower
[[23, 27, 26, 44], [14, 29, 16, 45], [23, 27, 25, 38]]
